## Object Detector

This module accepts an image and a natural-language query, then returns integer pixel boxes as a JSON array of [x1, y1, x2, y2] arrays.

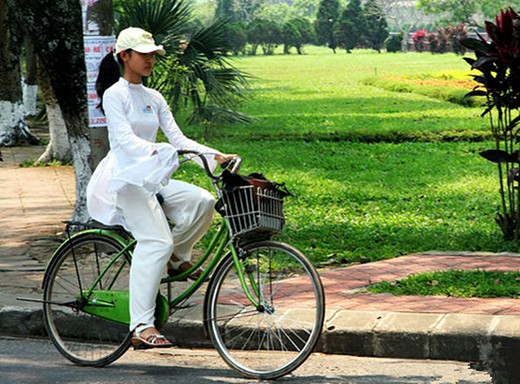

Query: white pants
[[116, 179, 215, 331]]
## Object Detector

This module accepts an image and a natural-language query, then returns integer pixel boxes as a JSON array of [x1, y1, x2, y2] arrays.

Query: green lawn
[[175, 47, 520, 266], [186, 47, 488, 141]]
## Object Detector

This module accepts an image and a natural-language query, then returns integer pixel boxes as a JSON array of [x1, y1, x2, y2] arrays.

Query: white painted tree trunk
[[36, 64, 71, 164], [0, 100, 28, 146], [23, 83, 38, 117], [0, 0, 39, 147], [37, 101, 71, 164], [69, 129, 92, 223]]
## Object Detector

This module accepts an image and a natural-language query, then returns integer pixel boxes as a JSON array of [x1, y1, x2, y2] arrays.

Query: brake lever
[[221, 157, 241, 173]]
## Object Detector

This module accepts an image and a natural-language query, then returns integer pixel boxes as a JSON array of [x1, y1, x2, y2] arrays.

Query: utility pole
[[81, 0, 114, 169]]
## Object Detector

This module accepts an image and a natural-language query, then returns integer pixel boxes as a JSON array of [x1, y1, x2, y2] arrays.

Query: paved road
[[0, 336, 491, 384]]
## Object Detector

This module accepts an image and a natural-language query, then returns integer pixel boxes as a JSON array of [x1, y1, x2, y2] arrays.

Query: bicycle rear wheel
[[205, 241, 325, 379], [42, 233, 132, 366]]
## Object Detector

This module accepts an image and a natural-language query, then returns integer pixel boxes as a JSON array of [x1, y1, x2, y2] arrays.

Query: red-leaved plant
[[412, 29, 428, 52], [462, 8, 520, 239]]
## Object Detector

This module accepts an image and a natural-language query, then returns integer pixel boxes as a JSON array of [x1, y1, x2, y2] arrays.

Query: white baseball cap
[[115, 27, 166, 56]]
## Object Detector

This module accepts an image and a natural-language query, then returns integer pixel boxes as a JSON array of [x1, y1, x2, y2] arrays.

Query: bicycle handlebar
[[177, 150, 241, 181]]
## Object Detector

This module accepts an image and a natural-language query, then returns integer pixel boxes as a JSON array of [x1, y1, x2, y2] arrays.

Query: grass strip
[[367, 269, 520, 298]]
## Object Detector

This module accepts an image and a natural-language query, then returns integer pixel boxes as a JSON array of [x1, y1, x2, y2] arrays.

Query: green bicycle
[[41, 150, 325, 380]]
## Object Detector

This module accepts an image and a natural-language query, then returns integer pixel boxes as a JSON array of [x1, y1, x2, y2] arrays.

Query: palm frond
[[116, 0, 191, 45], [203, 67, 251, 107], [180, 19, 231, 66]]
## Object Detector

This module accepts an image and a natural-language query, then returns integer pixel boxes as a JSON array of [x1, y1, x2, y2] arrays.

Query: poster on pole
[[84, 36, 115, 127], [81, 0, 115, 128]]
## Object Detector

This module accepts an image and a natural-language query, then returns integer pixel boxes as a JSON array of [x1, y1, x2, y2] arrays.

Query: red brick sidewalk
[[321, 253, 520, 315]]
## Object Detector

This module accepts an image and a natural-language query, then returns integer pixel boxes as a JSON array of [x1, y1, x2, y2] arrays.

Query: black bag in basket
[[216, 170, 292, 238]]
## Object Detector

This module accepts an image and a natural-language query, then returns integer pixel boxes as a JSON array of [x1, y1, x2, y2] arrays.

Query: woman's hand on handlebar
[[215, 153, 238, 165], [215, 153, 241, 173], [177, 150, 241, 179]]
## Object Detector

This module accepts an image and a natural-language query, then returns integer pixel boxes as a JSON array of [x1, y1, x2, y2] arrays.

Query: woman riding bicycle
[[86, 27, 236, 349]]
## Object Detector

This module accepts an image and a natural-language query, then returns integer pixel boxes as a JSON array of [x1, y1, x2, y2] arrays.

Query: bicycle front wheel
[[206, 241, 325, 379], [42, 233, 132, 367]]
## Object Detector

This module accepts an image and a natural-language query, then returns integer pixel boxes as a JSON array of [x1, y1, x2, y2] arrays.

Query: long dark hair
[[95, 51, 125, 113]]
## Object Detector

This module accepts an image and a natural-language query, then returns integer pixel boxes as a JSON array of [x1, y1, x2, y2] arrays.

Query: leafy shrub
[[428, 23, 469, 55], [282, 17, 314, 54], [412, 29, 429, 52], [225, 22, 247, 55], [247, 18, 283, 55], [428, 27, 450, 53], [448, 23, 468, 55], [385, 33, 402, 52]]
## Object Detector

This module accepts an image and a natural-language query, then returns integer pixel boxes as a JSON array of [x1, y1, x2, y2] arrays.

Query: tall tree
[[245, 18, 282, 55], [417, 0, 520, 25], [260, 19, 283, 55], [234, 0, 262, 22], [481, 0, 520, 20], [224, 22, 248, 55], [337, 0, 365, 53], [11, 0, 92, 222], [282, 17, 314, 54], [215, 0, 239, 22], [294, 0, 321, 19], [0, 0, 38, 146], [247, 18, 264, 55], [282, 20, 302, 54], [255, 2, 293, 24], [417, 0, 479, 24], [314, 0, 340, 53], [364, 0, 388, 52]]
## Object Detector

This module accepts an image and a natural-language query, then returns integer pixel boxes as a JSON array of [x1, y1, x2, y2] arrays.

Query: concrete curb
[[2, 303, 519, 364], [322, 310, 511, 361]]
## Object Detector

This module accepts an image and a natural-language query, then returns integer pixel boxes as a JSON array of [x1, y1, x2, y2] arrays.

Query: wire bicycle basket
[[219, 185, 286, 239]]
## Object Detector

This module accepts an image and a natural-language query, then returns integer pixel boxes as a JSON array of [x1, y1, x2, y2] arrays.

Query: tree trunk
[[0, 0, 39, 146], [67, 114, 92, 223], [11, 0, 92, 222], [83, 0, 114, 170], [402, 29, 410, 52], [86, 0, 114, 35], [23, 34, 38, 117], [36, 62, 71, 164]]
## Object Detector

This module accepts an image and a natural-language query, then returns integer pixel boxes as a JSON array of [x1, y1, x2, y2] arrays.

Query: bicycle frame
[[75, 218, 262, 327]]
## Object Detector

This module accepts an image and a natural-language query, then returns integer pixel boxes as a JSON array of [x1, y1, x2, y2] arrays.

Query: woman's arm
[[157, 94, 223, 170], [104, 90, 157, 157]]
